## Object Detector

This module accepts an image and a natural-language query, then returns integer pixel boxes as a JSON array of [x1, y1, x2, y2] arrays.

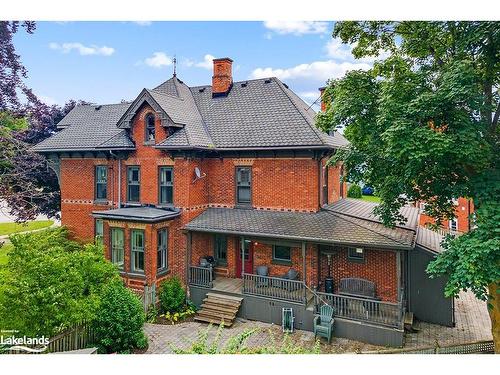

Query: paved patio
[[144, 291, 492, 354]]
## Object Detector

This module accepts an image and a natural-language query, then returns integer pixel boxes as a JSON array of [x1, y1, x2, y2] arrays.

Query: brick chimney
[[319, 86, 327, 112], [212, 57, 233, 96]]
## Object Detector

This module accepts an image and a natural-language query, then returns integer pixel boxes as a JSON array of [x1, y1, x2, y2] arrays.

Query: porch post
[[241, 236, 245, 278], [302, 241, 307, 304], [186, 231, 192, 287], [396, 251, 401, 301]]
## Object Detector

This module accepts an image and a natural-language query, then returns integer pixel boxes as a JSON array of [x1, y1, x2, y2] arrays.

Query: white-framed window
[[111, 228, 124, 270], [157, 229, 168, 271], [449, 217, 458, 232], [348, 247, 365, 262], [236, 167, 251, 205], [131, 229, 145, 273]]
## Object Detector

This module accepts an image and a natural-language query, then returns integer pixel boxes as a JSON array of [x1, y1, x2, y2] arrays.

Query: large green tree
[[317, 21, 499, 351]]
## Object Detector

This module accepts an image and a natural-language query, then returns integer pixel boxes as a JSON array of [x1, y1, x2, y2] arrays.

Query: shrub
[[347, 184, 362, 198], [94, 281, 147, 353], [0, 227, 120, 337], [158, 276, 186, 313]]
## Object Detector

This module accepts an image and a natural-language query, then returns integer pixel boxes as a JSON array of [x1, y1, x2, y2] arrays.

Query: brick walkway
[[144, 291, 492, 354]]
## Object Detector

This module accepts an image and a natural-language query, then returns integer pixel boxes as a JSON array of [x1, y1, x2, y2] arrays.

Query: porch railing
[[189, 265, 213, 288], [243, 273, 307, 304], [314, 291, 404, 329]]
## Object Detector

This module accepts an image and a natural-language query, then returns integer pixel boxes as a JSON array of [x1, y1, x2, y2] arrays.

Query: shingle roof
[[185, 77, 348, 150], [184, 206, 415, 250], [416, 227, 444, 253], [32, 103, 134, 152], [33, 75, 348, 152], [92, 206, 180, 223], [324, 198, 419, 231]]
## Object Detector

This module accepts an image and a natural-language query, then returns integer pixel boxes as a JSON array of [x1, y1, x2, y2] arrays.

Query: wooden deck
[[212, 277, 244, 295]]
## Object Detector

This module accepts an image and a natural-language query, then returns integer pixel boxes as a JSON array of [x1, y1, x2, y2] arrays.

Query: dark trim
[[155, 145, 337, 151], [126, 165, 141, 203], [130, 228, 145, 274], [110, 227, 125, 271], [272, 244, 292, 264], [145, 112, 156, 143], [347, 247, 366, 263], [94, 165, 108, 201], [92, 211, 181, 223], [158, 166, 174, 205], [235, 166, 252, 206]]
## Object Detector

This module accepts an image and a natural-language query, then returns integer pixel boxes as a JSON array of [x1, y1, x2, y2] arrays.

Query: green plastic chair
[[313, 304, 335, 343]]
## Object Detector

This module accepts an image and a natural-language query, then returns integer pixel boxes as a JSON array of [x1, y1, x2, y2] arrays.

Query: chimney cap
[[213, 57, 233, 63]]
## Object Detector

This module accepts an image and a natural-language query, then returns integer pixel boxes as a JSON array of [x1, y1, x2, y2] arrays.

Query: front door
[[236, 238, 253, 277]]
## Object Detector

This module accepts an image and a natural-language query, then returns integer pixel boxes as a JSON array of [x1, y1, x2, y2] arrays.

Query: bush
[[159, 276, 186, 313], [347, 184, 362, 198], [0, 227, 120, 337], [94, 281, 147, 353]]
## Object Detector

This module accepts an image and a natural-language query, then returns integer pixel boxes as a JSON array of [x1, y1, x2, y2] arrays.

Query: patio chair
[[255, 265, 270, 287], [313, 304, 335, 344], [275, 269, 300, 291]]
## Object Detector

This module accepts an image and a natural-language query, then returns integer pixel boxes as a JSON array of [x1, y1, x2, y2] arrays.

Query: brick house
[[33, 57, 454, 347], [418, 197, 475, 234]]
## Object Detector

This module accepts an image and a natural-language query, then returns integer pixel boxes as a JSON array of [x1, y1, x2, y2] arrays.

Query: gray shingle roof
[[186, 77, 348, 149], [416, 227, 444, 253], [92, 206, 180, 223], [32, 103, 134, 152], [33, 75, 348, 152], [184, 206, 415, 250], [324, 198, 419, 231]]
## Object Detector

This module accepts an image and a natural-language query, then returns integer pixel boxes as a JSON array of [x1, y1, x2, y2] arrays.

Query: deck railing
[[243, 273, 306, 304], [189, 265, 213, 288], [314, 291, 404, 329]]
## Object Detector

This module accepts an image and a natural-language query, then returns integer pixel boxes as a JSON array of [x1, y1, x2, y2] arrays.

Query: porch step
[[194, 293, 243, 327]]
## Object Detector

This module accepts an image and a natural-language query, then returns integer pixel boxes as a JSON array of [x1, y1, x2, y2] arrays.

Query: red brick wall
[[418, 197, 474, 233], [319, 248, 398, 302]]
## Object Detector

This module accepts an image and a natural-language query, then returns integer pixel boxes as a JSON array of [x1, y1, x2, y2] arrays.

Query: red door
[[236, 238, 253, 277]]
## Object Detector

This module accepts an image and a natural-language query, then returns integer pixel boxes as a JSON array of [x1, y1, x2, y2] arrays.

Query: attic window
[[145, 113, 155, 142]]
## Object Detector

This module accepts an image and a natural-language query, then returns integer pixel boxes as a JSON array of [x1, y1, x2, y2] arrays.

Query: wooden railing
[[314, 291, 404, 329], [189, 265, 213, 288], [5, 321, 96, 354], [243, 273, 307, 304]]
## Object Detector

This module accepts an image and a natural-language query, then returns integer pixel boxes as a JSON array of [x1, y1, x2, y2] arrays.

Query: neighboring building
[[418, 197, 475, 234], [33, 57, 453, 347]]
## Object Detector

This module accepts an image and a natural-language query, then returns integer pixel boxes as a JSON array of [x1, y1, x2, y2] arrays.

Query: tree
[[0, 227, 120, 337], [0, 21, 91, 221], [317, 22, 499, 351]]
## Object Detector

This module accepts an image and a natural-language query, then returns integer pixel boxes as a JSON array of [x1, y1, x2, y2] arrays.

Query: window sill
[[93, 199, 109, 206], [271, 259, 292, 266], [124, 202, 141, 207], [120, 271, 146, 279], [156, 268, 170, 277]]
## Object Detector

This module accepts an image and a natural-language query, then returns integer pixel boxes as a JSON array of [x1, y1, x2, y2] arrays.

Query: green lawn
[[0, 243, 13, 266], [0, 220, 54, 236], [358, 195, 382, 203]]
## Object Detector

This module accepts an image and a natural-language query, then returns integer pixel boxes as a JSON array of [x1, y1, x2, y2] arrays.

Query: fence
[[189, 265, 213, 288], [314, 291, 404, 329], [243, 273, 307, 304], [5, 321, 96, 354], [364, 340, 495, 354]]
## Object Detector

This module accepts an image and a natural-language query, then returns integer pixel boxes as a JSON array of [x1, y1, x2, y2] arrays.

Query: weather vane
[[173, 55, 177, 77]]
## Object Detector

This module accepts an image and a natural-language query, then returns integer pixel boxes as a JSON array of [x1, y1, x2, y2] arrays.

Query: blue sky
[[14, 21, 376, 108]]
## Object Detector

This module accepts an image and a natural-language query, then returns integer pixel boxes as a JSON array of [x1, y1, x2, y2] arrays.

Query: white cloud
[[263, 21, 329, 36], [325, 38, 391, 63], [143, 52, 173, 68], [39, 95, 58, 106], [132, 21, 152, 26], [49, 42, 115, 56], [194, 54, 216, 70], [250, 60, 371, 82]]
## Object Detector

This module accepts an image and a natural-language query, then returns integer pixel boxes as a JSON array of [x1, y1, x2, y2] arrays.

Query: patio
[[144, 291, 492, 354]]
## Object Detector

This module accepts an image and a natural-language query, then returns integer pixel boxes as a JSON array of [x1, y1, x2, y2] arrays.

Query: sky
[[14, 21, 376, 109]]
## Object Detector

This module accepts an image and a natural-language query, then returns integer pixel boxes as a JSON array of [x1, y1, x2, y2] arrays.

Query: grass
[[0, 243, 13, 266], [0, 220, 54, 236], [358, 195, 382, 203]]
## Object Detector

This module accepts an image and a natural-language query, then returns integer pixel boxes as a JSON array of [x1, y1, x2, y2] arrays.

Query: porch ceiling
[[184, 207, 416, 250]]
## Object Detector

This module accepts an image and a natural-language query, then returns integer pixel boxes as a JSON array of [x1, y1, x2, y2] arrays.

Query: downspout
[[317, 156, 322, 209], [109, 151, 121, 208]]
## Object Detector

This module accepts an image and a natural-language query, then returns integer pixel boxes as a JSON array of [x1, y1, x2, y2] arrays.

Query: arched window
[[145, 113, 155, 142]]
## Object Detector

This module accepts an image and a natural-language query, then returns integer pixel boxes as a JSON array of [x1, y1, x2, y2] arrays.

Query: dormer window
[[145, 113, 155, 142]]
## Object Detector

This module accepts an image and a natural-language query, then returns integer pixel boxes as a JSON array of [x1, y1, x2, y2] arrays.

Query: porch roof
[[92, 206, 181, 223], [184, 206, 416, 250]]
